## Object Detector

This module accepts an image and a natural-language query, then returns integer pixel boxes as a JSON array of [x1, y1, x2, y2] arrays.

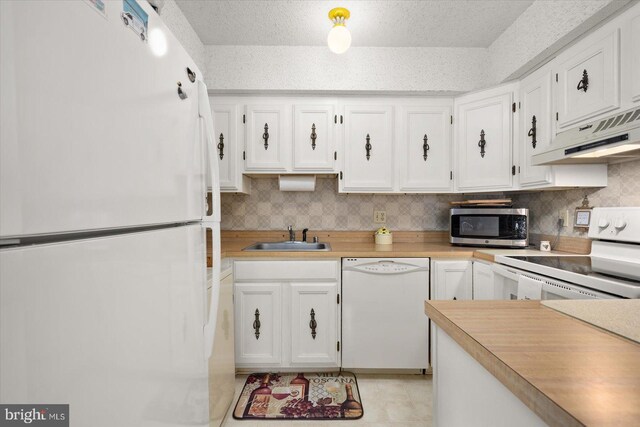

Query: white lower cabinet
[[234, 283, 282, 366], [432, 327, 547, 427], [290, 282, 338, 366], [472, 260, 496, 300], [233, 260, 340, 369], [431, 260, 473, 301]]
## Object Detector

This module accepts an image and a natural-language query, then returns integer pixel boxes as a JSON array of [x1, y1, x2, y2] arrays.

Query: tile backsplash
[[221, 160, 640, 237], [512, 160, 640, 237]]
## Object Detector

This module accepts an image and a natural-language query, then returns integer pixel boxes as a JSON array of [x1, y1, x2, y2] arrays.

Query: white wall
[[158, 0, 206, 75], [486, 0, 631, 84], [204, 46, 486, 94], [202, 0, 630, 93]]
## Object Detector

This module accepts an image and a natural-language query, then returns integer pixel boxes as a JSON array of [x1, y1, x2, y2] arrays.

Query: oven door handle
[[491, 264, 520, 282]]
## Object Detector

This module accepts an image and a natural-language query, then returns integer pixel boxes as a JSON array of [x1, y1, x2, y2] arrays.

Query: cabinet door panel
[[432, 261, 472, 301], [212, 103, 238, 190], [456, 93, 512, 191], [556, 29, 620, 128], [245, 105, 288, 171], [519, 71, 552, 187], [290, 282, 338, 366], [632, 15, 640, 103], [234, 283, 281, 366], [293, 105, 336, 171], [399, 107, 452, 191], [472, 261, 496, 300], [341, 105, 394, 191]]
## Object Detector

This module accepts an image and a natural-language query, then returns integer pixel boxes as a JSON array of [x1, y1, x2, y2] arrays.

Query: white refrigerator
[[0, 1, 233, 426]]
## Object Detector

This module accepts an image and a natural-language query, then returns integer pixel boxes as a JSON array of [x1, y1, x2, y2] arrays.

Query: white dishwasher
[[342, 258, 430, 370]]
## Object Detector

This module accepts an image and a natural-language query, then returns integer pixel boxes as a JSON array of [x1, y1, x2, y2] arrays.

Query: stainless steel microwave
[[450, 208, 529, 248]]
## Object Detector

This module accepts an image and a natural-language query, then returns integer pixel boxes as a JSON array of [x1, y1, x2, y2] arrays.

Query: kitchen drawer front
[[234, 260, 339, 281], [555, 28, 620, 129]]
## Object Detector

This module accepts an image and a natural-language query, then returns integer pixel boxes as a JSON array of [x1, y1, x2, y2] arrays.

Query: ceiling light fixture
[[327, 7, 351, 54]]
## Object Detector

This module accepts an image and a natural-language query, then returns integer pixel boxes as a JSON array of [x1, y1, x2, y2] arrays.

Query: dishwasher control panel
[[342, 258, 430, 274]]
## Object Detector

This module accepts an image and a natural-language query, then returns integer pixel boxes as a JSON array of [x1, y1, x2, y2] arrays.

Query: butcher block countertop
[[222, 240, 479, 258], [425, 300, 640, 427], [218, 230, 578, 260]]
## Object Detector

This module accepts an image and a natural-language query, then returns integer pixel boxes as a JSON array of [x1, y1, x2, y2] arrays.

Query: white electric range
[[494, 207, 640, 300]]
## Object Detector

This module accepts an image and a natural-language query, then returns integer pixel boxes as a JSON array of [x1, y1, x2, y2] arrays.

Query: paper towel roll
[[278, 175, 316, 192]]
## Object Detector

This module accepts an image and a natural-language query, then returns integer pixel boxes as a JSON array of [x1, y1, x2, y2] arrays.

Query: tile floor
[[221, 373, 433, 427]]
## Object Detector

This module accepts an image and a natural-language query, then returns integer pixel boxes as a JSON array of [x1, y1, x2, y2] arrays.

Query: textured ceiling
[[175, 0, 535, 48]]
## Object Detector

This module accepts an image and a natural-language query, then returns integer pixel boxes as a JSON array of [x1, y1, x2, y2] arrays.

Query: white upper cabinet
[[398, 106, 452, 192], [245, 104, 289, 172], [340, 105, 394, 192], [555, 28, 620, 130], [293, 104, 336, 172], [632, 14, 640, 103], [211, 101, 250, 193], [455, 85, 514, 192], [519, 69, 552, 187]]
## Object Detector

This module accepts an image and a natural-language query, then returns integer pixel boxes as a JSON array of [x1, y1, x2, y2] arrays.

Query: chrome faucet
[[288, 225, 295, 242], [302, 228, 309, 242]]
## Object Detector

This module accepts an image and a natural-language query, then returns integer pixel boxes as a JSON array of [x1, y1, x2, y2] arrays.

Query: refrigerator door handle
[[202, 221, 221, 359], [198, 80, 221, 222]]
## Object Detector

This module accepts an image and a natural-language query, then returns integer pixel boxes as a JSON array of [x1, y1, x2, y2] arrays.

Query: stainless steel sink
[[243, 241, 331, 251]]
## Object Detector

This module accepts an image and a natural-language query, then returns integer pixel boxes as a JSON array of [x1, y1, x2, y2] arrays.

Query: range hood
[[533, 107, 640, 165]]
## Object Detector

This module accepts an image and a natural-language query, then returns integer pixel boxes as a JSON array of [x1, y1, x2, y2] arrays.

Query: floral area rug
[[232, 372, 363, 420]]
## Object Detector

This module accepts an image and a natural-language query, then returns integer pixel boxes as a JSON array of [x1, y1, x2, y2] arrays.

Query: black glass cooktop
[[509, 256, 640, 283]]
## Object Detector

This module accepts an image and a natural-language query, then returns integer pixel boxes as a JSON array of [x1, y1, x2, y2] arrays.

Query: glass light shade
[[148, 28, 168, 57], [327, 25, 351, 54]]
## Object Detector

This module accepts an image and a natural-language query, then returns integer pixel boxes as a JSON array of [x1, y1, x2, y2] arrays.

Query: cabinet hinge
[[518, 102, 521, 110], [518, 166, 521, 174], [334, 151, 337, 161], [556, 112, 559, 121], [555, 73, 558, 83], [242, 114, 245, 124], [512, 102, 516, 113], [340, 115, 343, 124], [512, 165, 516, 175], [450, 171, 453, 180], [243, 151, 246, 160], [334, 115, 337, 124], [340, 171, 343, 180], [337, 294, 340, 304], [337, 341, 340, 352], [450, 115, 453, 125]]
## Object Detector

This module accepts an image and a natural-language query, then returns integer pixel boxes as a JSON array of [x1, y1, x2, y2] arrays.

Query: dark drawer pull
[[262, 123, 269, 150], [309, 309, 317, 339], [253, 309, 261, 339], [423, 134, 430, 161]]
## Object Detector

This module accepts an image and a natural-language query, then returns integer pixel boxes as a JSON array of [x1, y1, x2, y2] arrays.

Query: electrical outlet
[[374, 210, 386, 223], [559, 210, 569, 227]]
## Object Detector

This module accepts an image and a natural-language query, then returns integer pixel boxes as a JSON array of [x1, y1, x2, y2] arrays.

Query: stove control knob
[[614, 219, 627, 230], [598, 218, 610, 229]]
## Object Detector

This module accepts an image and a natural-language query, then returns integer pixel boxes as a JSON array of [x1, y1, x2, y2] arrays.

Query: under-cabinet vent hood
[[533, 107, 640, 165]]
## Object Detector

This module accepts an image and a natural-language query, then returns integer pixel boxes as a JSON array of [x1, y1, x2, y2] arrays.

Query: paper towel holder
[[278, 175, 316, 192]]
